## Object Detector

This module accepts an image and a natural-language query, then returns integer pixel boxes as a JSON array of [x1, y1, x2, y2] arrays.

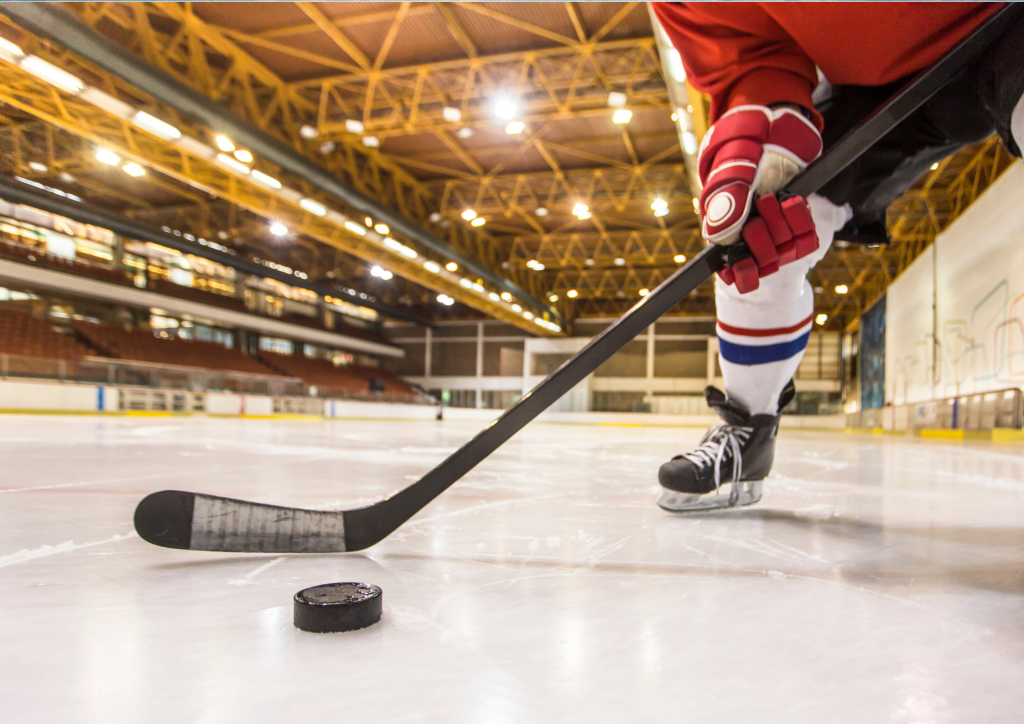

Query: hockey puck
[[293, 582, 382, 633]]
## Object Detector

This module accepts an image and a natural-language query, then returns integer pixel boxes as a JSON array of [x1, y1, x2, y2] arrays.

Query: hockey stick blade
[[133, 3, 1022, 553]]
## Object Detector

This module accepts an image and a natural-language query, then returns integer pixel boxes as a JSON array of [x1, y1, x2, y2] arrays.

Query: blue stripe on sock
[[718, 331, 811, 365]]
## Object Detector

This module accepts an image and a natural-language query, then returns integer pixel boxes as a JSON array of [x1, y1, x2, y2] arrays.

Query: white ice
[[2, 415, 1024, 722]]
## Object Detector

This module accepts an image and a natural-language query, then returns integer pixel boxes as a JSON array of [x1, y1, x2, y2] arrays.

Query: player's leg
[[657, 195, 851, 512]]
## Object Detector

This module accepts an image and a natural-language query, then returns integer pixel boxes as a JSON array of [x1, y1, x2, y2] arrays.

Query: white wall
[[885, 162, 1024, 403], [0, 380, 118, 411]]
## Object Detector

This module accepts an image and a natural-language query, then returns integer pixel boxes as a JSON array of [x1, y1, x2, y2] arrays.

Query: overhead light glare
[[122, 162, 145, 177], [28, 162, 48, 173], [96, 149, 122, 166], [446, 262, 459, 272], [488, 292, 500, 301], [614, 257, 626, 266], [300, 198, 327, 216], [654, 207, 669, 217], [216, 135, 235, 152], [651, 198, 668, 211], [20, 55, 84, 94], [572, 203, 589, 217], [443, 106, 462, 123], [505, 121, 525, 135], [668, 49, 687, 83], [250, 170, 282, 189], [471, 217, 486, 227], [567, 289, 578, 299], [345, 221, 368, 236], [511, 304, 522, 312], [549, 294, 558, 302], [815, 313, 828, 326], [494, 96, 517, 120], [577, 211, 592, 220], [233, 149, 253, 163], [612, 109, 632, 124], [424, 261, 441, 273], [216, 153, 250, 175], [461, 209, 477, 221], [0, 37, 24, 63], [535, 207, 548, 217], [524, 311, 534, 320], [362, 135, 380, 148], [345, 119, 365, 134], [437, 294, 455, 306], [639, 288, 649, 297], [299, 124, 318, 140], [131, 111, 181, 140], [270, 222, 288, 236], [375, 223, 390, 235], [607, 91, 627, 108], [500, 292, 513, 302], [673, 254, 686, 263], [682, 131, 699, 155], [835, 284, 849, 294]]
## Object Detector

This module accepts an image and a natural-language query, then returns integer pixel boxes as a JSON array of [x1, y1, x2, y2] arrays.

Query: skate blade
[[657, 480, 763, 512]]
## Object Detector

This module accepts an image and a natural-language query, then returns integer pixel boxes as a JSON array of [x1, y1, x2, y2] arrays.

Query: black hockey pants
[[816, 13, 1024, 245]]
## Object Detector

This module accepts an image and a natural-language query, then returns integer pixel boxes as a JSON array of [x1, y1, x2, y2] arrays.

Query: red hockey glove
[[697, 105, 822, 294]]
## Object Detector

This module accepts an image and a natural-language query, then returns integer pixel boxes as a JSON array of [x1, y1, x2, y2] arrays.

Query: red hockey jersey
[[652, 2, 1002, 129]]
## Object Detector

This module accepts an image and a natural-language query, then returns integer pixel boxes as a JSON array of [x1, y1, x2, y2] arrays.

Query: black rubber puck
[[293, 582, 383, 633]]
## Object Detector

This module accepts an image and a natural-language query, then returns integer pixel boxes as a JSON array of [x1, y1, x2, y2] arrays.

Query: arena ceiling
[[0, 2, 1014, 334]]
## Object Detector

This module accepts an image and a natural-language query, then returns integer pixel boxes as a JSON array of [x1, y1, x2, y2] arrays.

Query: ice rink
[[2, 414, 1024, 723]]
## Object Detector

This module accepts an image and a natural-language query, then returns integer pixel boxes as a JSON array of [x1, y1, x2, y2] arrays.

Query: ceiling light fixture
[[270, 222, 288, 236], [446, 262, 459, 272], [461, 209, 477, 221], [505, 121, 525, 135], [216, 135, 235, 152], [233, 149, 253, 163], [471, 217, 486, 227], [122, 162, 145, 177], [96, 149, 120, 166], [612, 109, 632, 124], [567, 289, 578, 299]]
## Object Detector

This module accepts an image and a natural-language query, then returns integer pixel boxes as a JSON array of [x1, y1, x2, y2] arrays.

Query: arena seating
[[0, 309, 92, 360], [258, 351, 416, 396], [72, 322, 278, 376]]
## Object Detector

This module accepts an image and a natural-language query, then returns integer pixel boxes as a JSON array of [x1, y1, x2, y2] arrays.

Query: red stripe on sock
[[717, 313, 814, 338]]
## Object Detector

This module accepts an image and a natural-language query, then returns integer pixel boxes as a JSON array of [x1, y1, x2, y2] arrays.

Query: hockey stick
[[134, 3, 1023, 553]]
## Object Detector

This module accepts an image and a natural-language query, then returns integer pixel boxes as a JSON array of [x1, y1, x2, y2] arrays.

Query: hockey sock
[[715, 195, 851, 414]]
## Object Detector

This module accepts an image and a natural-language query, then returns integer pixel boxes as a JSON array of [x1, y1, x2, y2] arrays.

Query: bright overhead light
[[79, 87, 134, 119], [488, 292, 500, 301], [472, 282, 484, 293], [651, 198, 668, 211], [131, 111, 181, 140], [424, 261, 441, 273], [233, 149, 253, 163], [577, 211, 592, 220], [682, 131, 699, 155], [345, 119, 365, 134], [471, 217, 486, 227], [362, 135, 380, 148], [549, 294, 558, 302], [673, 254, 686, 263], [300, 198, 327, 216], [500, 291, 513, 302], [572, 203, 589, 217], [505, 121, 525, 135], [27, 162, 48, 173], [0, 37, 24, 63], [443, 107, 462, 123], [122, 162, 145, 177], [456, 127, 474, 139], [567, 289, 578, 299], [671, 112, 678, 121], [459, 278, 473, 288], [930, 162, 939, 171], [668, 48, 687, 83], [446, 262, 459, 272], [270, 222, 288, 236], [216, 135, 235, 152], [526, 260, 545, 271], [607, 91, 627, 108], [835, 284, 849, 294], [437, 294, 455, 306], [374, 223, 390, 235], [299, 124, 318, 139], [524, 311, 534, 320], [639, 288, 649, 297], [535, 207, 548, 217], [614, 257, 626, 266], [494, 96, 517, 120], [216, 153, 250, 175], [20, 55, 84, 94], [612, 109, 632, 124], [461, 209, 477, 221], [370, 265, 392, 280], [250, 170, 281, 189], [692, 198, 700, 213], [429, 212, 442, 223], [815, 313, 828, 326], [511, 304, 522, 312], [654, 207, 669, 217], [344, 221, 367, 236], [320, 141, 336, 155]]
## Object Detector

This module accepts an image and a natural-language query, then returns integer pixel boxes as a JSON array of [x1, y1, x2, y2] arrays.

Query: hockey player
[[651, 2, 1024, 511]]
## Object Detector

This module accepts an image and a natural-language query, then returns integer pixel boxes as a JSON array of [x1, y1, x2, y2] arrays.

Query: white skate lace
[[681, 425, 752, 500]]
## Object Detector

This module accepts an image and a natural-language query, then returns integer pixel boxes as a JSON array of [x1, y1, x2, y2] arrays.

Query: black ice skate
[[657, 381, 796, 512]]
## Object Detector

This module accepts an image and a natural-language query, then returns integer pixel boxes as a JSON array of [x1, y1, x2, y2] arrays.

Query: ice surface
[[2, 415, 1024, 722]]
